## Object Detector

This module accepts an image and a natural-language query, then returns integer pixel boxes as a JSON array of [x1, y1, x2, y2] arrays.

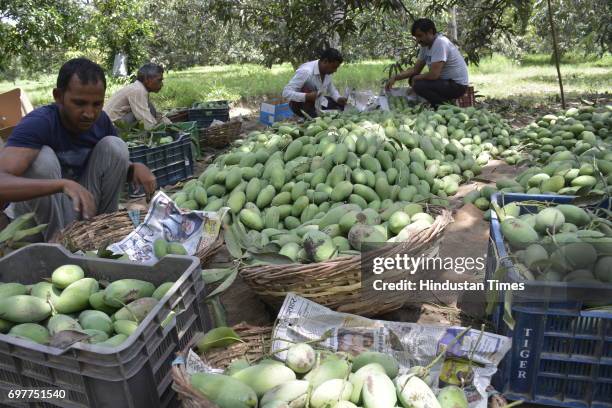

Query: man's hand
[[305, 91, 318, 103], [336, 97, 347, 107], [385, 76, 396, 91], [62, 180, 96, 220], [130, 163, 157, 198]]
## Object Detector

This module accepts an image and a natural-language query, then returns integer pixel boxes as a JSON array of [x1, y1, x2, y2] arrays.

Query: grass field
[[1, 54, 610, 111]]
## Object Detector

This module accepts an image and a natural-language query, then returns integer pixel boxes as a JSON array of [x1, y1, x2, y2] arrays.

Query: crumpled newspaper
[[108, 191, 227, 263]]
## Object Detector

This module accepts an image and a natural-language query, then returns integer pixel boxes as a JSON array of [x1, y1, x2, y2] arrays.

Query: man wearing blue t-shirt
[[0, 58, 157, 241], [386, 18, 469, 108]]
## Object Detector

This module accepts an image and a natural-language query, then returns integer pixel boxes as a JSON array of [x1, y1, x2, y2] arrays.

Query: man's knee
[[26, 146, 62, 179], [96, 136, 129, 163], [412, 80, 428, 95]]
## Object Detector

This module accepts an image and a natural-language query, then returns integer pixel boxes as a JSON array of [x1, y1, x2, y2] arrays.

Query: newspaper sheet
[[345, 88, 380, 112], [108, 191, 227, 263], [271, 293, 512, 408]]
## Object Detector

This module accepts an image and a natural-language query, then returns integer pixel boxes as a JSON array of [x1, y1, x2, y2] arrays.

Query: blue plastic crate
[[260, 100, 294, 126], [128, 132, 194, 195], [486, 193, 612, 408], [188, 101, 230, 128]]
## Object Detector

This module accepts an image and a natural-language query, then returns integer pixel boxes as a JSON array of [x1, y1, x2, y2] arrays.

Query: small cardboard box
[[260, 98, 294, 126], [0, 88, 33, 141]]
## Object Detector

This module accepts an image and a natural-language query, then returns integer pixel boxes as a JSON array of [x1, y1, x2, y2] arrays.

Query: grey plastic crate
[[0, 244, 210, 408]]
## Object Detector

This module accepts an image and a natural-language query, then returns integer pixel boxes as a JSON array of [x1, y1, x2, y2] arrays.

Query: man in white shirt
[[104, 63, 172, 129], [386, 19, 469, 109], [282, 48, 347, 118]]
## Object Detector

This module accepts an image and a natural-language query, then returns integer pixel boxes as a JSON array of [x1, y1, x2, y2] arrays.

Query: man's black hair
[[57, 58, 106, 90], [320, 48, 343, 64], [411, 18, 437, 36], [137, 63, 164, 82]]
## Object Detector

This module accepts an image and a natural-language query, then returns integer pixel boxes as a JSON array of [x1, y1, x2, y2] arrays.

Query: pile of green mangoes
[[496, 201, 612, 284], [0, 265, 174, 347], [463, 105, 611, 218], [515, 105, 611, 163], [190, 337, 469, 408], [193, 100, 229, 110], [387, 95, 411, 110], [170, 106, 521, 263]]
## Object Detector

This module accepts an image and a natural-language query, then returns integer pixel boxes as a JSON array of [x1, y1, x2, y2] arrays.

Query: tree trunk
[[449, 6, 458, 42], [546, 0, 566, 109]]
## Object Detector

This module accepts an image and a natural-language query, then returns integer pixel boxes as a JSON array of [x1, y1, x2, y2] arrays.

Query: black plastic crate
[[0, 244, 210, 408], [187, 100, 230, 128], [128, 133, 194, 194], [486, 193, 612, 408]]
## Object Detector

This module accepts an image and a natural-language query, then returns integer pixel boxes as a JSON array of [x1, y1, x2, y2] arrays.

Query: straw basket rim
[[52, 209, 224, 265]]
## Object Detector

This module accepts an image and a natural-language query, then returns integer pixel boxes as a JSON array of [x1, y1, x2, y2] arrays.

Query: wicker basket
[[52, 209, 224, 265], [167, 109, 189, 123], [172, 323, 272, 408], [51, 210, 144, 252], [240, 206, 452, 317], [199, 121, 242, 149], [455, 86, 475, 107]]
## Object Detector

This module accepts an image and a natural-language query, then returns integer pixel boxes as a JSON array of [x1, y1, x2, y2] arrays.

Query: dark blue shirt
[[6, 104, 117, 180]]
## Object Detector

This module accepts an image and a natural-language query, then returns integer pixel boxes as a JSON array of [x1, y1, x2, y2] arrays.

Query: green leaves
[[0, 213, 47, 256], [196, 326, 243, 353], [206, 269, 238, 299]]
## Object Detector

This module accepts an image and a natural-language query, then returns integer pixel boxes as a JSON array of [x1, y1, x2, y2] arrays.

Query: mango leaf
[[11, 224, 47, 242], [223, 224, 243, 259], [244, 252, 296, 265], [503, 290, 516, 331], [196, 326, 243, 353], [206, 296, 227, 327], [245, 241, 281, 254], [0, 212, 35, 243], [471, 177, 493, 184], [485, 266, 508, 316], [571, 192, 605, 206], [97, 240, 122, 259], [230, 217, 250, 248], [201, 268, 234, 284], [206, 268, 238, 299], [49, 330, 90, 349]]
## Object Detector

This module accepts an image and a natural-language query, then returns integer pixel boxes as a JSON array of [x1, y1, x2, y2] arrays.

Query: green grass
[[1, 54, 610, 111]]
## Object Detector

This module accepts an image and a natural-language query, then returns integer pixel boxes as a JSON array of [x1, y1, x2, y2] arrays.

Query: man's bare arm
[[412, 61, 444, 81], [385, 60, 427, 90], [0, 147, 96, 218]]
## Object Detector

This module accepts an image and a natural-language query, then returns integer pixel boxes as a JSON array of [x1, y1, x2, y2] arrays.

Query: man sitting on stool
[[283, 48, 347, 118], [386, 18, 469, 109]]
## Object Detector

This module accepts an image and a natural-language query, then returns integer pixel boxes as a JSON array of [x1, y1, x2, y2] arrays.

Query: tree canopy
[[1, 0, 609, 79]]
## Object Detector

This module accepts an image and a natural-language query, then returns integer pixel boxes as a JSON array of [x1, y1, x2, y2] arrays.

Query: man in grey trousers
[[0, 58, 157, 241]]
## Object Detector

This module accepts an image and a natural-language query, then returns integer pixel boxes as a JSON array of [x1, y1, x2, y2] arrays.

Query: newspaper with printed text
[[109, 191, 227, 263]]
